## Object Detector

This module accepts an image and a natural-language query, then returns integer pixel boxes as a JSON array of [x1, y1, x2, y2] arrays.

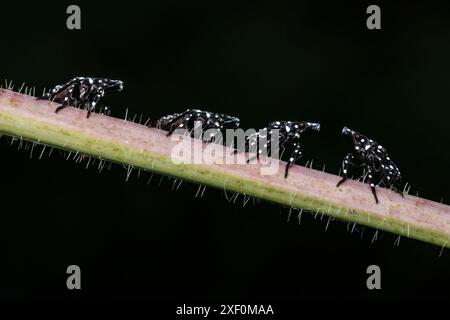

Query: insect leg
[[246, 129, 274, 163], [54, 96, 70, 113], [165, 111, 191, 136], [336, 153, 360, 187], [245, 132, 262, 163], [389, 175, 405, 197], [85, 88, 105, 118], [366, 166, 379, 204], [285, 145, 302, 178], [53, 81, 79, 114]]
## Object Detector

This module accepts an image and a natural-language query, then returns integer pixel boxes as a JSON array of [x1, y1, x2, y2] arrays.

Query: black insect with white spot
[[152, 109, 240, 142], [239, 121, 321, 178], [336, 127, 404, 203], [40, 77, 123, 118]]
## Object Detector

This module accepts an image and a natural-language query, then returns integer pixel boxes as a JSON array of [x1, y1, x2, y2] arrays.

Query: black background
[[0, 0, 449, 302]]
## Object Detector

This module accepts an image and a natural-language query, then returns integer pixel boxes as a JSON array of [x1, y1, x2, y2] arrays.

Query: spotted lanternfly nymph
[[240, 121, 321, 178], [40, 77, 124, 118], [152, 109, 240, 142], [336, 126, 404, 203]]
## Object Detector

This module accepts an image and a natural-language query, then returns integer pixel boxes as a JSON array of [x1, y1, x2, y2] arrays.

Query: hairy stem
[[0, 88, 449, 248]]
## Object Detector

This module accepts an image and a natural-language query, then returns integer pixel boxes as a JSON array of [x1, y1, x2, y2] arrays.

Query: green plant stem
[[1, 88, 449, 248]]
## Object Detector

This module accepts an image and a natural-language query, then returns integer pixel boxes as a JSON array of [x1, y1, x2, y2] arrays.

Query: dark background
[[0, 0, 449, 301]]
